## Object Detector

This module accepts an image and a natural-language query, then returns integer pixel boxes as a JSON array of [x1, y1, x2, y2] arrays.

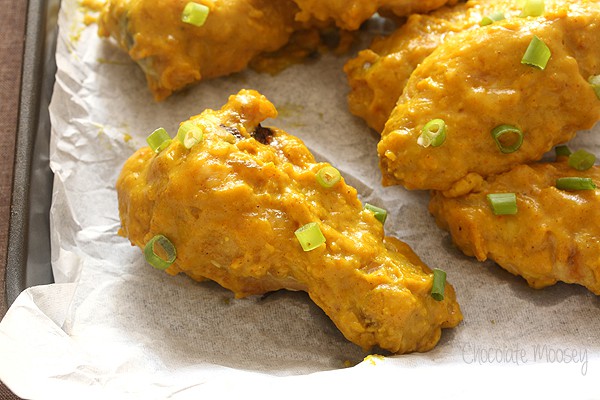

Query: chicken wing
[[116, 90, 462, 353], [429, 159, 600, 294], [378, 1, 600, 191], [292, 0, 459, 31], [345, 0, 520, 132], [98, 0, 302, 100]]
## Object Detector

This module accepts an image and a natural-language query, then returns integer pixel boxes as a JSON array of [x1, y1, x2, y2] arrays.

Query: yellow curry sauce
[[378, 1, 600, 191], [99, 0, 301, 100], [292, 0, 458, 30], [117, 90, 462, 353], [344, 0, 526, 133], [430, 160, 600, 294]]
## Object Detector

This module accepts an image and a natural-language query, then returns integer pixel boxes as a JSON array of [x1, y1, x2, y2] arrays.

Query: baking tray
[[5, 0, 59, 307]]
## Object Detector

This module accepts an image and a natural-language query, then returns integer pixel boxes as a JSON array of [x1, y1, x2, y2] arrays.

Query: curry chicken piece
[[345, 0, 522, 132], [98, 0, 302, 100], [292, 0, 459, 31], [378, 1, 600, 191], [98, 0, 460, 100], [429, 160, 600, 294], [117, 90, 462, 353]]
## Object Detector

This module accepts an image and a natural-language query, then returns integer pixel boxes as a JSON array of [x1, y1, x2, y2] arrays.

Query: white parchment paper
[[1, 0, 600, 398]]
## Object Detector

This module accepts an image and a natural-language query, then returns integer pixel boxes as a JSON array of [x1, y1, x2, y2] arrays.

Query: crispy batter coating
[[116, 90, 462, 353], [345, 0, 521, 132], [429, 160, 600, 294], [98, 0, 301, 100], [378, 1, 600, 191], [292, 0, 459, 30]]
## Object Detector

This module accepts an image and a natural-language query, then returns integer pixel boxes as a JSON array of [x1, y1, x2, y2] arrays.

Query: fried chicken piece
[[292, 0, 459, 31], [429, 160, 600, 294], [116, 90, 462, 353], [345, 0, 521, 132], [98, 0, 302, 100], [378, 1, 600, 191]]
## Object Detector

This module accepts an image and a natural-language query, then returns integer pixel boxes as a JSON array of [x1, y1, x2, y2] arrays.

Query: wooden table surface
[[1, 1, 31, 398]]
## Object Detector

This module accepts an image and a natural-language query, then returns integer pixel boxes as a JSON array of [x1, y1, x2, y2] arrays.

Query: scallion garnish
[[147, 127, 172, 153], [521, 36, 551, 70], [431, 269, 446, 301], [294, 222, 326, 251], [520, 0, 545, 17], [487, 193, 518, 215], [181, 2, 210, 27], [418, 118, 447, 148], [144, 234, 177, 270], [568, 149, 596, 171], [316, 166, 341, 188], [364, 203, 387, 224], [589, 75, 600, 100], [491, 125, 523, 153], [555, 145, 572, 158], [177, 121, 203, 149], [479, 11, 505, 26], [556, 177, 597, 191]]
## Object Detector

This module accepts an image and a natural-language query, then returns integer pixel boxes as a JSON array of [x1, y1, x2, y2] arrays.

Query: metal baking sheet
[[5, 0, 58, 307]]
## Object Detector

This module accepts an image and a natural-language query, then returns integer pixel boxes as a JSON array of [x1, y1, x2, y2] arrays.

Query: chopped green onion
[[555, 145, 572, 158], [181, 2, 210, 27], [491, 125, 523, 153], [568, 149, 596, 171], [589, 75, 600, 100], [487, 193, 518, 215], [521, 36, 551, 70], [480, 11, 505, 26], [556, 177, 597, 191], [177, 121, 203, 149], [431, 269, 446, 301], [147, 127, 171, 153], [519, 0, 545, 17], [418, 118, 447, 148], [316, 166, 341, 188], [144, 234, 177, 270], [364, 203, 387, 224], [294, 222, 326, 251]]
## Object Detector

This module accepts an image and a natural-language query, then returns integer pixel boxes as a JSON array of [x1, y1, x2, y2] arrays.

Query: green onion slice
[[181, 2, 210, 27], [589, 75, 600, 100], [316, 166, 341, 188], [520, 0, 545, 17], [294, 222, 326, 251], [521, 36, 551, 70], [487, 193, 518, 215], [556, 177, 597, 191], [177, 121, 203, 149], [418, 118, 447, 148], [491, 125, 523, 153], [147, 127, 172, 153], [480, 11, 505, 26], [144, 234, 177, 270], [568, 149, 596, 171], [555, 145, 572, 158], [364, 203, 387, 224], [431, 269, 446, 301]]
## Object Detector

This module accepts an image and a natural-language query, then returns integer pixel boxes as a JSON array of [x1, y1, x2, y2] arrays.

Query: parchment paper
[[1, 0, 600, 398]]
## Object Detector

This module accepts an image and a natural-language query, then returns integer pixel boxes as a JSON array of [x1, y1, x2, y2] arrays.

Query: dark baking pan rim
[[5, 0, 57, 307]]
